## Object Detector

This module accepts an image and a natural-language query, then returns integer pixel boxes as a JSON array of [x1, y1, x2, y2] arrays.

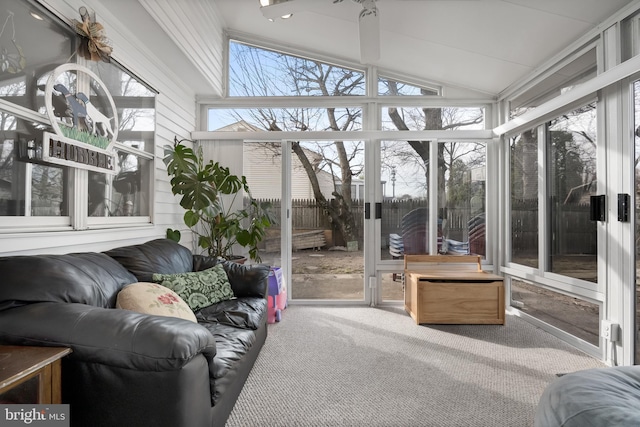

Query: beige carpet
[[226, 306, 605, 427]]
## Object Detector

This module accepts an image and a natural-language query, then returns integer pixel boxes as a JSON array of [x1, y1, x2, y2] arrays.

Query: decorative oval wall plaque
[[42, 63, 119, 174]]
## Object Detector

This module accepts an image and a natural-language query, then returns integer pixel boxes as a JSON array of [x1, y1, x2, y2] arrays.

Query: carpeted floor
[[226, 306, 605, 427]]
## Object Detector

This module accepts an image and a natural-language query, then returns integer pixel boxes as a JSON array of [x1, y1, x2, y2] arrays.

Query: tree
[[511, 129, 538, 201], [228, 42, 364, 244], [227, 41, 485, 245]]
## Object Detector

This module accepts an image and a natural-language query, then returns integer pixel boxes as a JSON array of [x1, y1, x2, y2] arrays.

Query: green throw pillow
[[152, 264, 234, 311]]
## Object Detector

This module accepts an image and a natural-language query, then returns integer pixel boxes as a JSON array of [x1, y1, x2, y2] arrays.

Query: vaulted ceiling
[[214, 0, 637, 97]]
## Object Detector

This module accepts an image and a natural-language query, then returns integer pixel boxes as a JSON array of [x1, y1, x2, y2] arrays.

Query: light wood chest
[[404, 255, 505, 325]]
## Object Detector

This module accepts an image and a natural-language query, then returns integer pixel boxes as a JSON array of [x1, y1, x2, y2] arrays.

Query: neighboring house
[[243, 142, 337, 200], [216, 120, 338, 200]]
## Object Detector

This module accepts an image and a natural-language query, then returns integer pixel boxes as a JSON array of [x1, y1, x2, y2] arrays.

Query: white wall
[[0, 0, 224, 255], [243, 143, 336, 200]]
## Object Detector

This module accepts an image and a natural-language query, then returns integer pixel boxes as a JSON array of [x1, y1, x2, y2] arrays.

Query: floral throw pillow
[[151, 265, 235, 311], [116, 282, 197, 323]]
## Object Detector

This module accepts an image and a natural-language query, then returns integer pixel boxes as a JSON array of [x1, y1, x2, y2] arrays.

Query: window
[[84, 60, 155, 222], [509, 46, 597, 118], [622, 11, 640, 61], [0, 117, 68, 217], [510, 128, 539, 268], [507, 102, 598, 281], [438, 141, 486, 257], [228, 40, 365, 97], [381, 107, 484, 131], [546, 102, 597, 283], [511, 279, 599, 345], [0, 0, 155, 230], [378, 76, 439, 96], [208, 107, 362, 132]]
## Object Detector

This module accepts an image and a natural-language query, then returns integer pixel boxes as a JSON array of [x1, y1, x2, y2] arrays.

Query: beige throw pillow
[[116, 282, 197, 323]]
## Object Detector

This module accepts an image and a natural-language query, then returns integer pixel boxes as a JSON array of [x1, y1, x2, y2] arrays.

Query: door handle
[[589, 195, 606, 222]]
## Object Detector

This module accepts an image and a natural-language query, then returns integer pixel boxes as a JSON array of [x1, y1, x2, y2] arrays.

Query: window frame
[[0, 0, 156, 232]]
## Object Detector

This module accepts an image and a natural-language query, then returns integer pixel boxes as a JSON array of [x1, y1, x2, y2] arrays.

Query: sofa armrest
[[193, 255, 270, 298], [223, 262, 269, 298], [0, 302, 216, 371]]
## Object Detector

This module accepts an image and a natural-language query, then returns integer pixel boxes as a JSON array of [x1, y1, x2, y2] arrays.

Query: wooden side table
[[0, 345, 72, 404]]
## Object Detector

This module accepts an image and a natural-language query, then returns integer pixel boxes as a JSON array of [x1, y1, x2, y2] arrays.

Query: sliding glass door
[[287, 140, 366, 301], [376, 139, 487, 303], [244, 140, 368, 302]]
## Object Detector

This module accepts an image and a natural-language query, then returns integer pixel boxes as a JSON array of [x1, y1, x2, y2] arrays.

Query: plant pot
[[226, 255, 247, 264]]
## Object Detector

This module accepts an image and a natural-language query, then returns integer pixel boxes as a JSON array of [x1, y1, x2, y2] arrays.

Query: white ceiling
[[215, 0, 637, 97]]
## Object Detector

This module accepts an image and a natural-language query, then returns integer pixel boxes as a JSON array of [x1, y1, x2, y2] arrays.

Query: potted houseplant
[[163, 137, 273, 262]]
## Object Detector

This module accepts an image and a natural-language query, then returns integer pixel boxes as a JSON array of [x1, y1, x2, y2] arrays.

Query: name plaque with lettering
[[42, 132, 116, 174]]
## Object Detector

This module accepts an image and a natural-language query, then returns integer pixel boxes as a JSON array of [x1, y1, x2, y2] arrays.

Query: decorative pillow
[[151, 264, 235, 311], [116, 282, 197, 323]]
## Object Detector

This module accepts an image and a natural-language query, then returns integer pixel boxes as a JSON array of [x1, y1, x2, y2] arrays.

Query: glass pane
[[32, 164, 66, 216], [88, 152, 150, 217], [378, 77, 438, 96], [438, 142, 486, 257], [0, 115, 66, 217], [547, 102, 597, 282], [298, 141, 363, 300], [228, 40, 365, 97], [380, 140, 429, 262], [0, 374, 39, 403], [244, 141, 282, 266], [246, 140, 365, 301], [510, 47, 597, 118], [381, 107, 484, 131], [622, 12, 640, 62], [208, 107, 362, 132], [87, 61, 156, 154], [510, 129, 538, 267], [82, 60, 155, 217], [511, 279, 599, 346], [0, 0, 75, 112]]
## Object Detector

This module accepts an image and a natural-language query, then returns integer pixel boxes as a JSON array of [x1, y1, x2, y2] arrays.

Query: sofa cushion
[[116, 282, 197, 323], [199, 322, 257, 404], [197, 297, 267, 330], [152, 265, 235, 311], [0, 252, 136, 310], [104, 239, 193, 282]]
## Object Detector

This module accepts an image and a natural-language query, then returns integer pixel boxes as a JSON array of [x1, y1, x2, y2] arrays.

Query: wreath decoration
[[72, 6, 112, 62]]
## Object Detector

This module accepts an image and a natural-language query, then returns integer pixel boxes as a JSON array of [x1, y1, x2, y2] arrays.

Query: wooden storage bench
[[404, 255, 504, 325]]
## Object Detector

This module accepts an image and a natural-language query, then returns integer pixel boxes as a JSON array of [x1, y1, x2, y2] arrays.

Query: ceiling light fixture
[[259, 0, 293, 21]]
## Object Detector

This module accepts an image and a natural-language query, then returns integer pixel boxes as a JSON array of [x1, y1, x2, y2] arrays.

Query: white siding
[[243, 144, 336, 200], [243, 144, 282, 199], [138, 0, 225, 97], [0, 0, 224, 256]]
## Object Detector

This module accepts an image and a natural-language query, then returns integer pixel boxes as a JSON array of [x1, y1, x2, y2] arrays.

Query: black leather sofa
[[0, 238, 270, 427]]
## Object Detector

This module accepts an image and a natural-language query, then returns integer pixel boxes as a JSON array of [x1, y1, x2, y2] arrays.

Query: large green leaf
[[164, 142, 198, 176], [184, 210, 200, 227]]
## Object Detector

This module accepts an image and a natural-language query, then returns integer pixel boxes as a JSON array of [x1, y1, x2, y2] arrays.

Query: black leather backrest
[[104, 239, 193, 282], [0, 252, 136, 310]]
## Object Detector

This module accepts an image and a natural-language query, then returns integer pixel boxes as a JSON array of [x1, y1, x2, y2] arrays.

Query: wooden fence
[[255, 198, 476, 248], [511, 200, 596, 256], [254, 198, 596, 255]]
